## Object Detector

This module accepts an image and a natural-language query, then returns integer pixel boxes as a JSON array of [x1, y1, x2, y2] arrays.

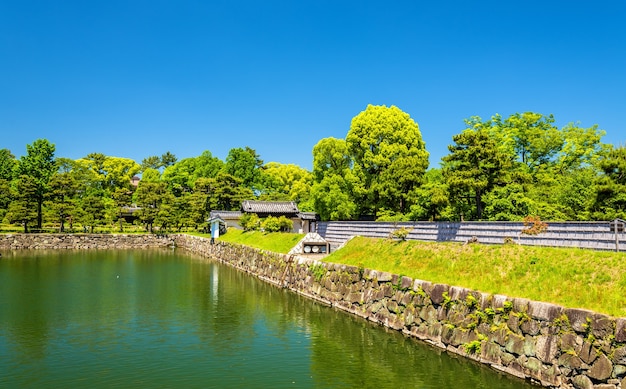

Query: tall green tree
[[0, 149, 16, 181], [16, 139, 56, 229], [223, 146, 263, 191], [135, 181, 174, 232], [591, 146, 626, 219], [208, 172, 253, 211], [346, 105, 429, 215], [46, 171, 79, 232], [443, 125, 513, 220], [311, 137, 358, 220], [407, 169, 451, 221], [162, 151, 223, 194], [0, 149, 16, 219], [259, 162, 313, 207], [5, 175, 39, 232]]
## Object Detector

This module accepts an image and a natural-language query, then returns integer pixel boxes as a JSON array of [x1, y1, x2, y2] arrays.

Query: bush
[[239, 213, 261, 231], [277, 216, 293, 232], [261, 216, 281, 233], [521, 215, 548, 235]]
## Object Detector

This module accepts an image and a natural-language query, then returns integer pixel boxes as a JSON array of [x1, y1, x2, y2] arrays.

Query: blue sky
[[1, 1, 624, 170]]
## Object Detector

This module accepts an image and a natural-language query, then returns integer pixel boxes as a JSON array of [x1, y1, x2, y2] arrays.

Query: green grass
[[325, 236, 626, 317], [189, 229, 304, 254]]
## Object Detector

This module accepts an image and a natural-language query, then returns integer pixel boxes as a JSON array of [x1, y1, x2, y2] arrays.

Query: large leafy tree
[[16, 139, 56, 229], [0, 149, 16, 181], [259, 162, 313, 208], [162, 151, 223, 194], [135, 181, 172, 232], [223, 146, 264, 191], [0, 149, 16, 219], [346, 105, 429, 215], [79, 153, 140, 192], [443, 124, 513, 220], [591, 146, 626, 219], [46, 171, 79, 232], [208, 172, 254, 211], [141, 151, 177, 172], [407, 169, 451, 221], [5, 175, 39, 232], [311, 137, 358, 220]]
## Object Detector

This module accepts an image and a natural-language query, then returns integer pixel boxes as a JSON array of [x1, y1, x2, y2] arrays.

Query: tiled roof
[[297, 212, 319, 221], [241, 200, 299, 214], [210, 210, 242, 219]]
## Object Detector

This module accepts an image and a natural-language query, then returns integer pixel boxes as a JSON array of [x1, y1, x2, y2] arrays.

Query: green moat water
[[0, 249, 536, 388]]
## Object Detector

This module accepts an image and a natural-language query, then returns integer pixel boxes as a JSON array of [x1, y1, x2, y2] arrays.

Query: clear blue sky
[[1, 1, 624, 170]]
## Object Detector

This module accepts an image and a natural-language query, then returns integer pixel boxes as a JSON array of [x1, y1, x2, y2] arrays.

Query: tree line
[[1, 104, 624, 232]]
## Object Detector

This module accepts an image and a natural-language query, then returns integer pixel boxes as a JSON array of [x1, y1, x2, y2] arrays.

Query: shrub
[[389, 227, 412, 241], [521, 215, 548, 235], [239, 213, 261, 231], [277, 216, 293, 232], [261, 216, 281, 233]]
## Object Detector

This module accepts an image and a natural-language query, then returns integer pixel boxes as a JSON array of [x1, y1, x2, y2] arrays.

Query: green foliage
[[311, 137, 358, 221], [261, 216, 281, 233], [463, 340, 482, 354], [465, 294, 479, 309], [0, 149, 16, 181], [239, 213, 261, 231], [259, 162, 313, 206], [443, 121, 513, 220], [223, 146, 263, 191], [16, 139, 57, 229], [310, 263, 327, 282], [591, 146, 626, 219], [347, 104, 429, 216], [441, 291, 454, 309], [389, 226, 412, 241]]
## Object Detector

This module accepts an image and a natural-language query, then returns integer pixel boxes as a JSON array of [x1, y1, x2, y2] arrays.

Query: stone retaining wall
[[0, 233, 175, 250], [174, 234, 626, 389]]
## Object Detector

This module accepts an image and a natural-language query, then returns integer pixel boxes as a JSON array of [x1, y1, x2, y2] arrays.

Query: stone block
[[558, 353, 583, 369], [522, 356, 543, 380], [536, 335, 558, 363], [588, 353, 613, 381], [559, 332, 583, 355], [592, 313, 615, 339], [513, 297, 530, 314], [616, 318, 626, 342], [570, 374, 593, 389], [579, 341, 599, 365], [520, 318, 541, 336], [448, 285, 470, 301], [611, 346, 626, 365], [505, 334, 525, 356], [613, 364, 626, 378], [481, 341, 502, 364], [430, 283, 449, 305], [400, 276, 413, 290], [528, 300, 563, 322], [565, 308, 594, 333]]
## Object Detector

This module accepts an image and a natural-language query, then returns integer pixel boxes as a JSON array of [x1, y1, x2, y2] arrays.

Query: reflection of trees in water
[[1, 250, 532, 388], [188, 259, 533, 388]]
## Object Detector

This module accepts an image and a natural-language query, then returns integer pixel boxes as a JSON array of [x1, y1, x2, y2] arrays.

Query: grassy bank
[[190, 229, 305, 254], [325, 236, 626, 317]]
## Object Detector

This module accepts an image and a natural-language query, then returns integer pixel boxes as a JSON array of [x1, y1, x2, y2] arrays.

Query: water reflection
[[0, 249, 534, 388]]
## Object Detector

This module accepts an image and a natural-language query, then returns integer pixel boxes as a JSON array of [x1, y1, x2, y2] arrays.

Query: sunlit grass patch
[[212, 228, 304, 254], [325, 236, 626, 317]]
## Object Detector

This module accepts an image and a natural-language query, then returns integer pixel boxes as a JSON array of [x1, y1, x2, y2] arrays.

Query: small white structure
[[207, 216, 226, 241]]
